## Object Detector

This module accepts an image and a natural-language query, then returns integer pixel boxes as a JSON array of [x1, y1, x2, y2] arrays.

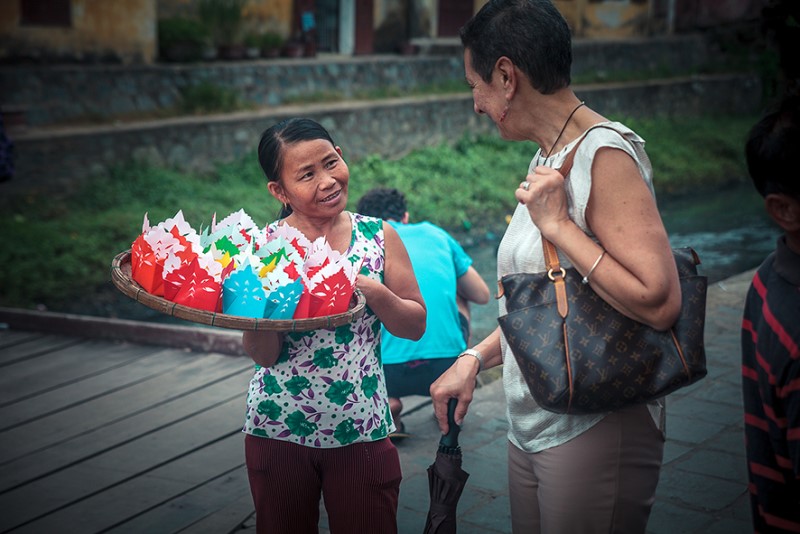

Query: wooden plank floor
[[0, 328, 257, 533]]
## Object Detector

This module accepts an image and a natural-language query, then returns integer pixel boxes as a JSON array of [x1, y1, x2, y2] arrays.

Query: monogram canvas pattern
[[498, 247, 708, 414]]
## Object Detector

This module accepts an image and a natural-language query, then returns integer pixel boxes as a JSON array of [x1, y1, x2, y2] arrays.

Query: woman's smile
[[319, 188, 342, 204]]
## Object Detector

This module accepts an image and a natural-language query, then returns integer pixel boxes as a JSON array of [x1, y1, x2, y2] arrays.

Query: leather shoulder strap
[[552, 123, 619, 184], [542, 123, 619, 271]]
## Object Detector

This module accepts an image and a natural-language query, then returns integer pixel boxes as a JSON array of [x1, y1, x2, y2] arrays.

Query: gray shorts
[[383, 313, 469, 398]]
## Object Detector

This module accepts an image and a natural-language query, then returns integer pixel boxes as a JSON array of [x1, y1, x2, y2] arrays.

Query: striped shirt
[[741, 235, 800, 533]]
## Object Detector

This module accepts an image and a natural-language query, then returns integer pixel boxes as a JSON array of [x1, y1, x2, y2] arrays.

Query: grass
[[178, 82, 247, 114], [0, 113, 754, 311]]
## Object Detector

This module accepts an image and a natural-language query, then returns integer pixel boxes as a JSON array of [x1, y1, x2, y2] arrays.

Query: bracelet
[[458, 348, 484, 372], [582, 250, 606, 285]]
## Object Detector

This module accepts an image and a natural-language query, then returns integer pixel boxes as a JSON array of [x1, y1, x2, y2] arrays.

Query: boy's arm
[[457, 266, 490, 305]]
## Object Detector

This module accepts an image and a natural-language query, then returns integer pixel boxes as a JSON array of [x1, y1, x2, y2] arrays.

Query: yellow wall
[[240, 0, 292, 39], [582, 1, 651, 38], [0, 0, 157, 64], [554, 0, 652, 38]]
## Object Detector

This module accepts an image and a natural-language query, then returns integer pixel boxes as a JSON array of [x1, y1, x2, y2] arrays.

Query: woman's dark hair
[[745, 94, 800, 199], [257, 118, 337, 217], [356, 187, 407, 221], [460, 0, 572, 94]]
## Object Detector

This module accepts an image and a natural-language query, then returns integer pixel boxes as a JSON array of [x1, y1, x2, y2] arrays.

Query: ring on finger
[[520, 181, 530, 191]]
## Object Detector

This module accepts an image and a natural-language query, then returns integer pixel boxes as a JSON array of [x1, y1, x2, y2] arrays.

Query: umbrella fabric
[[424, 399, 470, 534]]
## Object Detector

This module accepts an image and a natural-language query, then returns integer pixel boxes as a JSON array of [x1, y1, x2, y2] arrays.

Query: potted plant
[[197, 0, 247, 60], [244, 33, 261, 59], [259, 31, 284, 59], [157, 17, 210, 63]]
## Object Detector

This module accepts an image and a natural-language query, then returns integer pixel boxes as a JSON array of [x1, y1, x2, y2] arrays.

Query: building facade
[[0, 0, 768, 65]]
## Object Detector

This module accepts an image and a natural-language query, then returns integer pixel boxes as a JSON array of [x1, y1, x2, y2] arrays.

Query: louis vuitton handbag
[[496, 129, 708, 415]]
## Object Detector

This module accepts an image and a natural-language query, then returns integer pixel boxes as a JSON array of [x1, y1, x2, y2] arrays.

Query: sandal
[[389, 421, 411, 441]]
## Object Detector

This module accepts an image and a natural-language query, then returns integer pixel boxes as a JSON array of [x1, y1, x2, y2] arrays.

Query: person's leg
[[385, 359, 454, 435], [389, 397, 403, 422], [530, 405, 664, 533], [609, 404, 665, 533], [384, 363, 409, 436], [508, 440, 541, 534], [388, 396, 404, 433], [321, 439, 402, 533], [244, 434, 322, 534]]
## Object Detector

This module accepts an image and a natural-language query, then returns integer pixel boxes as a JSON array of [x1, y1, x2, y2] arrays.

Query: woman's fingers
[[516, 167, 571, 235]]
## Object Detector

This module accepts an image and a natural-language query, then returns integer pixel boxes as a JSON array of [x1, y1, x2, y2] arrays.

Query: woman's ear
[[495, 56, 517, 99], [267, 181, 286, 204], [765, 193, 800, 232]]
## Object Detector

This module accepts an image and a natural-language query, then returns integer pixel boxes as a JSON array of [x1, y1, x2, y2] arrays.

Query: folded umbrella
[[424, 398, 470, 534]]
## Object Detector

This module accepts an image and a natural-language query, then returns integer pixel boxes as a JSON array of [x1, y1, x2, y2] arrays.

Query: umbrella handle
[[439, 398, 461, 449]]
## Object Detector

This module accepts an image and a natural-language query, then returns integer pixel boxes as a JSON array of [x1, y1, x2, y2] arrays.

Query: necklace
[[539, 101, 585, 165]]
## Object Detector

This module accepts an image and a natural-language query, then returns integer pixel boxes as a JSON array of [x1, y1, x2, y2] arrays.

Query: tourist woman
[[430, 1, 681, 532]]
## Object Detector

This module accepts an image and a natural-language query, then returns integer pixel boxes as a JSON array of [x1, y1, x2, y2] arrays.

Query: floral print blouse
[[242, 212, 395, 448]]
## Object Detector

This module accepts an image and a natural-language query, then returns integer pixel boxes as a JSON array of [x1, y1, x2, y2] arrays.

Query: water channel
[[466, 182, 780, 341]]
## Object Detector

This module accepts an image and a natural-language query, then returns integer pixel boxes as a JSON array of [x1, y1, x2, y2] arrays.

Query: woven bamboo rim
[[110, 250, 366, 332]]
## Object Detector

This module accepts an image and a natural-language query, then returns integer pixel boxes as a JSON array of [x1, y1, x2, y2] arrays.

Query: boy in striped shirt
[[741, 94, 800, 533]]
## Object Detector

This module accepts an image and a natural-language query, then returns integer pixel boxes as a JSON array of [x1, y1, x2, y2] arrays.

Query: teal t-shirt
[[381, 221, 472, 364]]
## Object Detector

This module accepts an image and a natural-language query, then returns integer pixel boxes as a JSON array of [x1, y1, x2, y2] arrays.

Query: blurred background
[[0, 0, 780, 64], [0, 0, 797, 323]]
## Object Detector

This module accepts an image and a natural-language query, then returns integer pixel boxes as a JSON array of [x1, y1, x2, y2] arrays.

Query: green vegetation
[[178, 82, 246, 114], [197, 0, 246, 47], [0, 113, 753, 311], [157, 17, 210, 62], [258, 31, 284, 55]]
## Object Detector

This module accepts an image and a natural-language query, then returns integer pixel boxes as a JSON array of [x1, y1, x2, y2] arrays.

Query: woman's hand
[[242, 330, 284, 367], [517, 146, 682, 330], [515, 165, 572, 240], [429, 329, 501, 434], [354, 273, 380, 301], [430, 357, 479, 435]]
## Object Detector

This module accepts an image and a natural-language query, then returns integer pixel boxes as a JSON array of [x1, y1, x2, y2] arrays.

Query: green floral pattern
[[243, 213, 394, 447]]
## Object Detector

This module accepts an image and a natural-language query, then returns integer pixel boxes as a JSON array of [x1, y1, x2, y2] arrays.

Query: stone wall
[[0, 34, 709, 127], [1, 33, 764, 200], [2, 71, 762, 200]]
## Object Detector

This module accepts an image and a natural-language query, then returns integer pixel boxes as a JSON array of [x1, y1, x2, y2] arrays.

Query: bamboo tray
[[111, 250, 366, 332]]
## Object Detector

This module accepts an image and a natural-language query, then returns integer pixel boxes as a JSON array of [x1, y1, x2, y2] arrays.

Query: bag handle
[[541, 124, 617, 317]]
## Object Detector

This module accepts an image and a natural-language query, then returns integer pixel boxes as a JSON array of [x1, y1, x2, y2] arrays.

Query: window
[[21, 0, 71, 27]]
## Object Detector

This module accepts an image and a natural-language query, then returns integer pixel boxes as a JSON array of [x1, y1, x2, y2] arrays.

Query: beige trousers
[[507, 403, 665, 534]]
